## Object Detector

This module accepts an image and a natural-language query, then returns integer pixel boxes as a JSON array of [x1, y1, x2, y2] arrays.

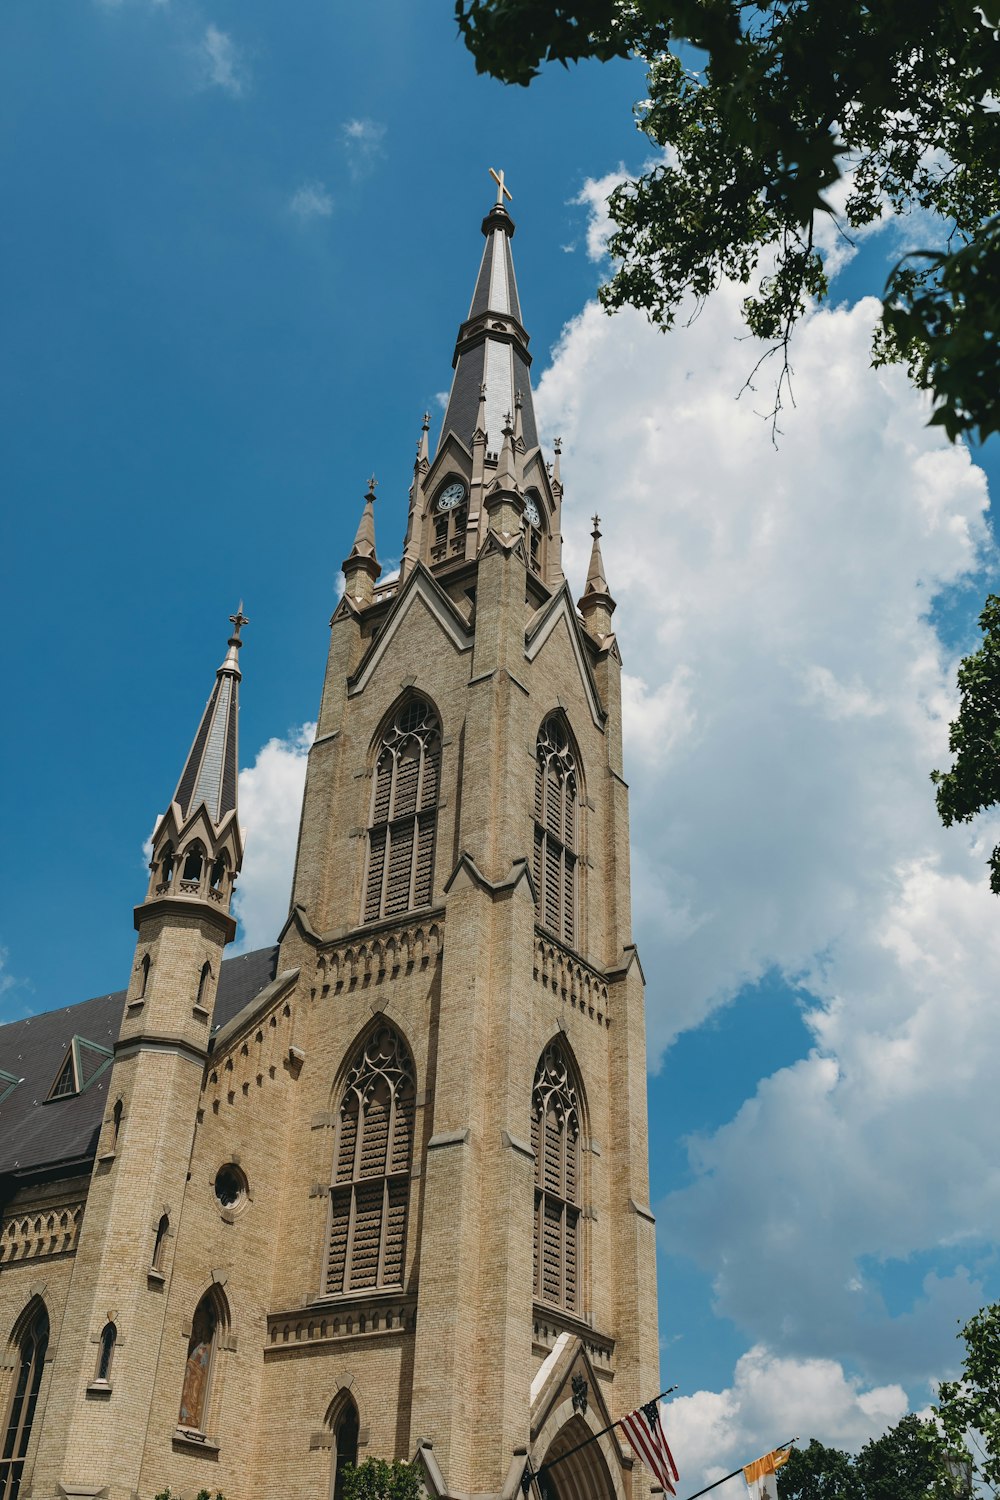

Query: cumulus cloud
[[198, 25, 248, 97], [341, 118, 386, 180], [667, 1346, 908, 1491], [232, 724, 315, 950], [535, 180, 995, 1400], [290, 182, 334, 221]]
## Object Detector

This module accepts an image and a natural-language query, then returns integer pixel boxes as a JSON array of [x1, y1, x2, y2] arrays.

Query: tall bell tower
[[276, 173, 659, 1500]]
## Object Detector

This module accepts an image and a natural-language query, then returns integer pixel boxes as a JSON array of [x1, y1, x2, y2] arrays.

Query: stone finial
[[417, 413, 430, 467], [577, 514, 616, 639], [341, 480, 382, 605]]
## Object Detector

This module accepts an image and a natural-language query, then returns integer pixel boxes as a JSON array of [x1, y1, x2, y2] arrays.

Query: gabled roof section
[[347, 562, 473, 697], [0, 945, 278, 1181], [438, 199, 538, 461], [525, 584, 606, 729]]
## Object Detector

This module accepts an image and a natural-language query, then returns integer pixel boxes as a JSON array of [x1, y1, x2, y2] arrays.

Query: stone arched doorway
[[539, 1413, 620, 1500]]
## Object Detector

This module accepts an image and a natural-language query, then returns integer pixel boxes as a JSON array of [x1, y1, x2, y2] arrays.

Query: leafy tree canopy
[[341, 1457, 425, 1500], [926, 1302, 1000, 1494], [456, 0, 1000, 439], [932, 595, 1000, 893], [778, 1418, 943, 1500]]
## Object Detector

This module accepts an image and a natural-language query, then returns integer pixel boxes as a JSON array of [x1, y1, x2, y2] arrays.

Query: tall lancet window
[[325, 1026, 415, 1296], [1, 1302, 49, 1500], [533, 716, 578, 947], [363, 698, 440, 923], [531, 1042, 581, 1313]]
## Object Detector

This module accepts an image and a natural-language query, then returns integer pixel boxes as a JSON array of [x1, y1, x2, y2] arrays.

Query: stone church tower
[[0, 180, 659, 1500]]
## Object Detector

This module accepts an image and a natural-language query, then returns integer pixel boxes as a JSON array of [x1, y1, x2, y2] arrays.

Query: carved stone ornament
[[571, 1372, 588, 1415]]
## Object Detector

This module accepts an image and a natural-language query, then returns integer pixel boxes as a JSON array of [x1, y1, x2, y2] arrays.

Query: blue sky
[[3, 2, 1000, 1490]]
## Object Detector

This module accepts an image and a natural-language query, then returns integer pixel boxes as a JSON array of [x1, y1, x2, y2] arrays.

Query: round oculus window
[[214, 1164, 247, 1209]]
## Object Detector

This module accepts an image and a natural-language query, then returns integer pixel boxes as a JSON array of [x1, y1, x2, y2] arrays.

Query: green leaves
[[456, 0, 1000, 441], [931, 595, 1000, 893], [342, 1457, 424, 1500]]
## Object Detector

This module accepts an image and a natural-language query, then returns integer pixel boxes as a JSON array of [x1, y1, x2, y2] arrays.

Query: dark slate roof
[[439, 201, 538, 459], [173, 640, 241, 827], [0, 945, 278, 1182]]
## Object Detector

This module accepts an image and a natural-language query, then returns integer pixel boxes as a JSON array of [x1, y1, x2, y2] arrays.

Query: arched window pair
[[533, 715, 579, 947], [363, 698, 440, 923], [1, 1301, 49, 1500], [177, 1286, 229, 1436], [325, 1026, 415, 1296], [532, 1041, 582, 1314]]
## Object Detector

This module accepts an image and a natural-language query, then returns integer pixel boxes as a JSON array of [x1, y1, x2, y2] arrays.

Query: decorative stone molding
[[313, 922, 443, 998], [532, 1309, 615, 1372], [1, 1203, 84, 1264], [533, 934, 610, 1026], [266, 1297, 416, 1353]]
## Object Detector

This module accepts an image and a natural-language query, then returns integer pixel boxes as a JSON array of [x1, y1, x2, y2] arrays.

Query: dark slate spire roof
[[438, 198, 539, 461], [172, 610, 246, 827]]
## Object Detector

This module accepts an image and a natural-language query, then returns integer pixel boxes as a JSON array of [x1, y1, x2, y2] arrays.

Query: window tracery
[[363, 699, 440, 923], [533, 716, 578, 947], [531, 1042, 582, 1313], [0, 1301, 49, 1500], [325, 1026, 415, 1296]]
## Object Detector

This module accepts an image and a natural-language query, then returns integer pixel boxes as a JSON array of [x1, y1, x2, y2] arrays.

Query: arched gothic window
[[138, 953, 150, 998], [196, 962, 212, 1010], [177, 1289, 225, 1434], [0, 1302, 49, 1500], [325, 1027, 415, 1295], [95, 1322, 116, 1384], [533, 716, 578, 946], [180, 843, 204, 887], [330, 1395, 360, 1500], [363, 699, 440, 923], [531, 1042, 581, 1313], [151, 1214, 169, 1272]]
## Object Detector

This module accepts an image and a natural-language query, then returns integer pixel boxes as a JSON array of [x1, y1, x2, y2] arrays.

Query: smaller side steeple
[[141, 609, 246, 932], [342, 477, 382, 607], [578, 515, 617, 640], [484, 413, 525, 539]]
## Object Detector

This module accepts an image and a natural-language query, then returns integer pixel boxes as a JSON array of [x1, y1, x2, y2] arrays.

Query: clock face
[[437, 481, 466, 511], [524, 495, 541, 527]]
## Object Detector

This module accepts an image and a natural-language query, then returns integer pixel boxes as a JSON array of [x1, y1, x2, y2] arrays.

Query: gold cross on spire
[[591, 514, 602, 538], [367, 473, 378, 497], [229, 602, 249, 638], [489, 166, 512, 206]]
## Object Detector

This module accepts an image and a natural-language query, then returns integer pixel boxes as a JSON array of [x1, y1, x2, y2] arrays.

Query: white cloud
[[232, 723, 315, 950], [535, 181, 996, 1396], [290, 182, 334, 221], [341, 118, 386, 180], [198, 25, 248, 97], [666, 1346, 908, 1491]]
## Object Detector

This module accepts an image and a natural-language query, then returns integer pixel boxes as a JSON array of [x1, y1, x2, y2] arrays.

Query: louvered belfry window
[[363, 698, 441, 923], [533, 716, 578, 946], [531, 1042, 581, 1313], [325, 1027, 415, 1296]]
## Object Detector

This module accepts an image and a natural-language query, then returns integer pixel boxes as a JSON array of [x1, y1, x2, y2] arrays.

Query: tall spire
[[342, 477, 382, 606], [437, 168, 538, 461], [577, 516, 617, 639], [172, 606, 246, 827]]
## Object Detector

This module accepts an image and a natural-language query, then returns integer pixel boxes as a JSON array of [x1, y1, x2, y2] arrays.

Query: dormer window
[[0, 1069, 21, 1105], [46, 1036, 113, 1102]]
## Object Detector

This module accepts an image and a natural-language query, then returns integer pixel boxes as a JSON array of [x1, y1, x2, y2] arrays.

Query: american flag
[[619, 1399, 680, 1496]]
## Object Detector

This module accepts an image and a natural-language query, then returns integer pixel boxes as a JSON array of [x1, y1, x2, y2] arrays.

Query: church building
[[0, 178, 660, 1500]]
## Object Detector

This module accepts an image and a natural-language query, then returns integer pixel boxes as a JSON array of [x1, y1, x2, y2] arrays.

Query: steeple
[[438, 168, 539, 461], [141, 609, 245, 923], [342, 477, 382, 606], [172, 606, 246, 828], [578, 515, 617, 639]]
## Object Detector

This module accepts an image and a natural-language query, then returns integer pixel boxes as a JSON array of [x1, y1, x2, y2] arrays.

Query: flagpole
[[677, 1440, 798, 1500], [525, 1387, 679, 1489]]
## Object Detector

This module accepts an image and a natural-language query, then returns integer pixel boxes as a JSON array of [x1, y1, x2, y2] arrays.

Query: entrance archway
[[540, 1414, 619, 1500]]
